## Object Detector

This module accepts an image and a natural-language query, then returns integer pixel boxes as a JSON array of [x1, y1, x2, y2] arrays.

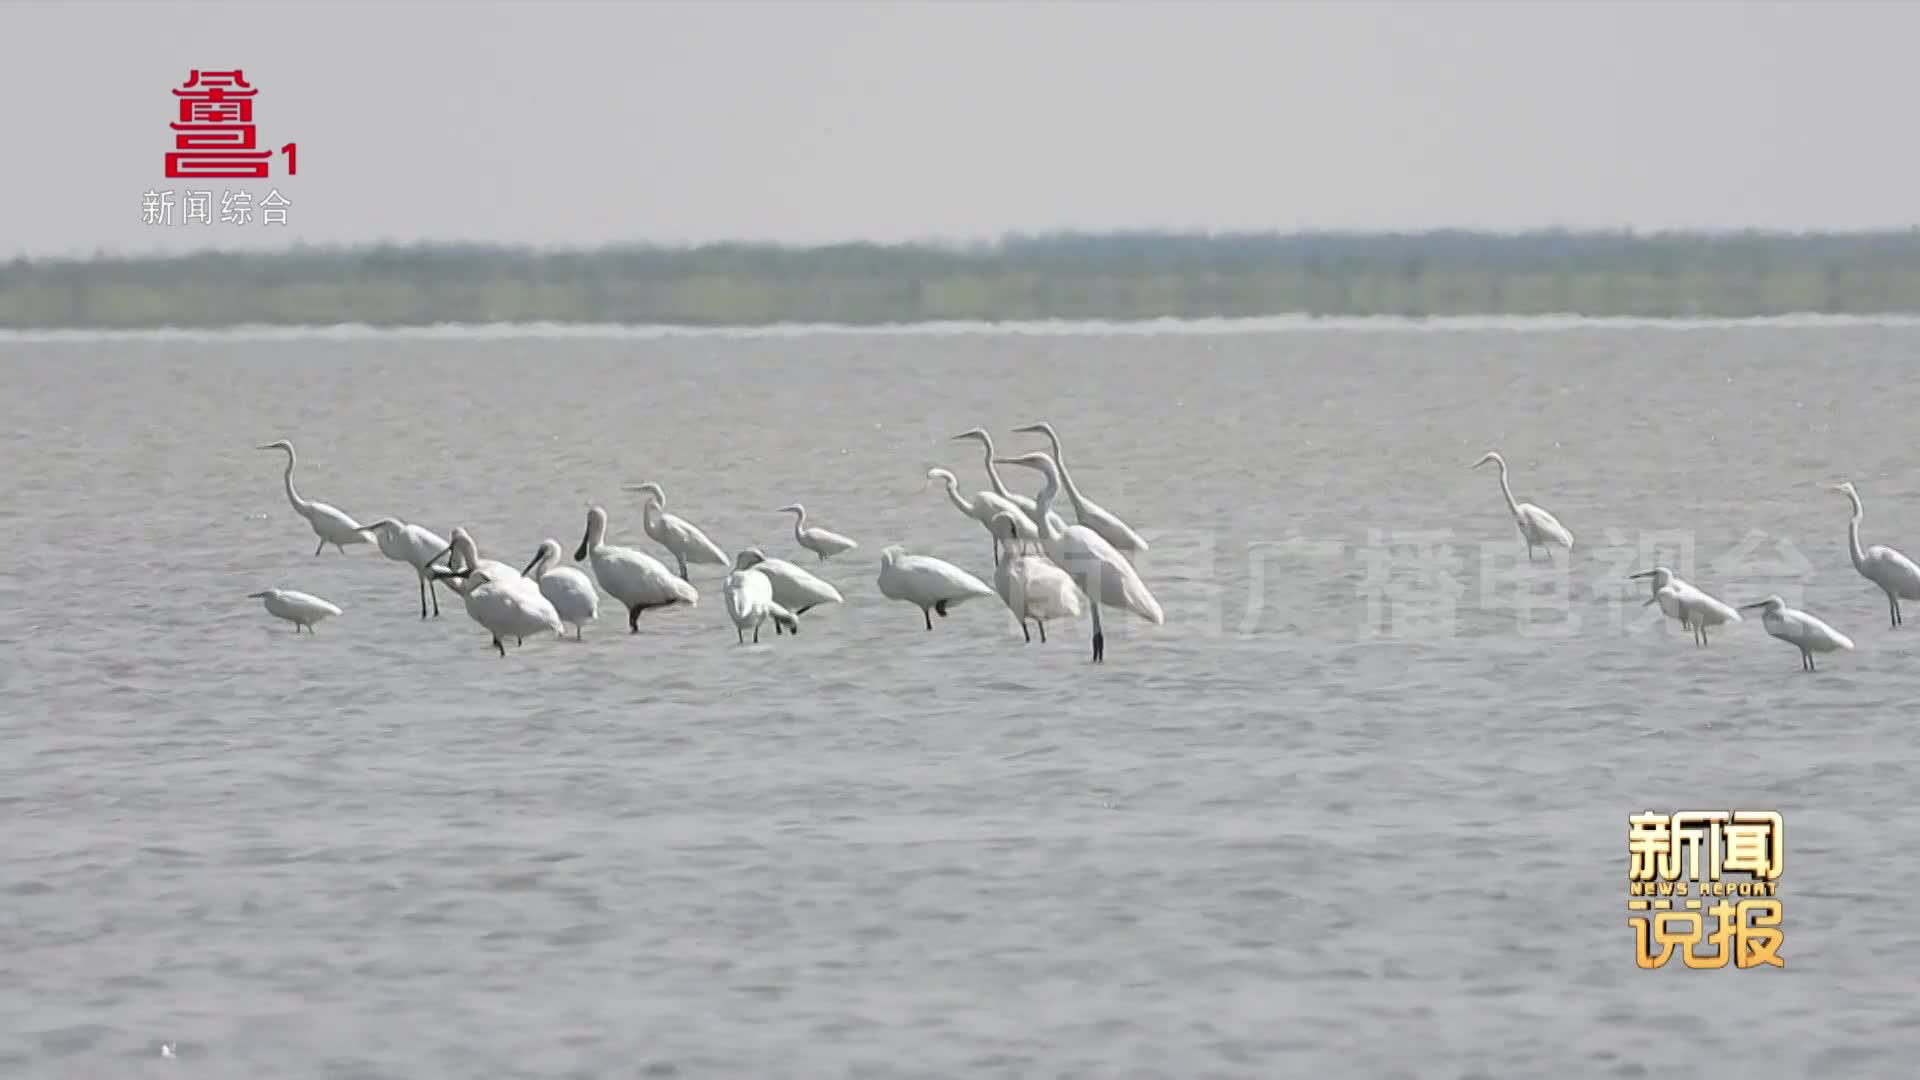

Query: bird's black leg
[[676, 554, 689, 581], [753, 625, 761, 643], [419, 577, 430, 619], [1037, 619, 1047, 644], [629, 605, 643, 633], [336, 543, 349, 554], [314, 538, 326, 557], [934, 599, 949, 618], [1527, 543, 1537, 562], [516, 637, 523, 646], [1090, 606, 1105, 663], [1021, 620, 1031, 643], [430, 579, 440, 617], [575, 626, 582, 642], [493, 636, 505, 657], [923, 607, 934, 631]]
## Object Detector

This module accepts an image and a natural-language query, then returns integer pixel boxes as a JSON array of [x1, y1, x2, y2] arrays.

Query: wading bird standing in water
[[432, 564, 563, 657], [990, 510, 1085, 644], [1473, 451, 1573, 563], [624, 482, 730, 581], [1832, 481, 1920, 629], [358, 517, 450, 619], [522, 538, 600, 640], [724, 551, 799, 644], [1012, 422, 1148, 559], [995, 451, 1163, 663], [876, 545, 997, 630], [257, 439, 369, 556], [776, 503, 858, 562], [247, 588, 342, 633], [574, 506, 698, 631], [1739, 595, 1853, 671], [1630, 567, 1740, 646], [923, 467, 1037, 568]]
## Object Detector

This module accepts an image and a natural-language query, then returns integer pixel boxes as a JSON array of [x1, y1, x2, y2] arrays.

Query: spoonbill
[[247, 588, 341, 633], [734, 547, 843, 616], [257, 440, 368, 556], [1011, 422, 1149, 558], [358, 517, 450, 618], [990, 510, 1086, 644], [624, 482, 729, 581], [876, 545, 997, 630], [432, 563, 564, 657], [522, 538, 600, 640], [1832, 481, 1920, 629], [995, 451, 1164, 663], [776, 503, 858, 562], [1738, 595, 1853, 672], [724, 551, 800, 644], [1472, 451, 1573, 562], [1629, 567, 1740, 646], [950, 428, 1041, 517], [924, 467, 1038, 567], [574, 506, 698, 631], [427, 528, 519, 586]]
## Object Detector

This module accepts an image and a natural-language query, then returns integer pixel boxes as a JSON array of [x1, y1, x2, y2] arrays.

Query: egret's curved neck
[[1030, 466, 1066, 541], [1846, 494, 1867, 567], [937, 475, 972, 517], [976, 439, 1017, 501], [1492, 460, 1519, 518], [276, 447, 308, 513], [785, 506, 807, 540]]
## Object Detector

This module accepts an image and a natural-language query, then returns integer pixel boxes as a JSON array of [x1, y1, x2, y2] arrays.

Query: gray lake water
[[3, 320, 1919, 1077]]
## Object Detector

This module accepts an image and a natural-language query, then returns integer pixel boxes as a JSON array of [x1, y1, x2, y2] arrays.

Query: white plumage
[[733, 547, 843, 616], [989, 511, 1085, 644], [1473, 451, 1573, 561], [522, 537, 600, 640], [358, 517, 451, 618], [724, 553, 799, 644], [1739, 595, 1853, 672], [257, 439, 369, 555], [247, 588, 341, 632], [776, 503, 859, 561], [624, 482, 730, 580], [1834, 481, 1920, 630], [1630, 566, 1740, 646], [434, 563, 564, 657], [1012, 422, 1149, 558], [574, 505, 697, 631], [876, 544, 997, 630]]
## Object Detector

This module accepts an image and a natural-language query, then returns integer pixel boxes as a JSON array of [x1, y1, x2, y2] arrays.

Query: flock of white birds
[[246, 424, 1165, 663], [1473, 451, 1918, 672], [247, 430, 1920, 673]]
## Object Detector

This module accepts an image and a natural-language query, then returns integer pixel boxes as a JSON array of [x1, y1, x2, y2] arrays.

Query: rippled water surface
[[5, 322, 1920, 1077]]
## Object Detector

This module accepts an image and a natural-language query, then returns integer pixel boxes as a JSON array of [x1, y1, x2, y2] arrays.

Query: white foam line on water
[[5, 312, 1920, 345]]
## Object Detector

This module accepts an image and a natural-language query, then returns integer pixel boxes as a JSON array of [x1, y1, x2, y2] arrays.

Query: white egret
[[432, 564, 564, 657], [924, 467, 1039, 567], [1833, 481, 1920, 629], [776, 503, 858, 562], [1629, 567, 1740, 646], [724, 551, 800, 644], [1011, 422, 1149, 557], [1472, 451, 1573, 562], [734, 547, 843, 616], [876, 545, 997, 630], [257, 440, 368, 556], [521, 538, 600, 640], [950, 428, 1041, 517], [247, 588, 341, 633], [996, 452, 1163, 663], [358, 517, 450, 618], [623, 482, 729, 581], [989, 510, 1085, 644], [1738, 595, 1853, 672], [574, 505, 698, 631]]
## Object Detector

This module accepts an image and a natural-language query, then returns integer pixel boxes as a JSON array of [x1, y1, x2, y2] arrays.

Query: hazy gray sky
[[7, 2, 1917, 258]]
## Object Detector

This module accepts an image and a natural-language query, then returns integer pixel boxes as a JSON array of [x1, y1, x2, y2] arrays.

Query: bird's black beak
[[520, 550, 543, 576], [573, 533, 589, 562], [431, 568, 463, 583]]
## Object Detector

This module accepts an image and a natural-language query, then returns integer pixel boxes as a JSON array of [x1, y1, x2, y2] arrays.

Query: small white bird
[[574, 505, 698, 631], [1629, 567, 1741, 647], [1833, 481, 1920, 630], [257, 439, 369, 556], [624, 482, 730, 581], [734, 547, 843, 616], [990, 510, 1085, 644], [776, 503, 859, 562], [876, 544, 997, 630], [724, 551, 800, 644], [1012, 422, 1149, 558], [996, 451, 1164, 663], [1738, 595, 1853, 672], [1473, 451, 1574, 562], [521, 537, 600, 640], [432, 563, 564, 657], [358, 517, 451, 619], [247, 588, 342, 633]]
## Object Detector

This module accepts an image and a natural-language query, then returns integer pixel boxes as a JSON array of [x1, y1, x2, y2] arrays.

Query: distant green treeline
[[8, 229, 1920, 329]]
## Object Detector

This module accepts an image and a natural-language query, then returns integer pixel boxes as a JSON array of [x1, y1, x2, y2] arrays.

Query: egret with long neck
[[950, 429, 1040, 517], [1011, 422, 1148, 558], [1833, 481, 1920, 629], [256, 439, 369, 556], [1472, 451, 1573, 563]]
